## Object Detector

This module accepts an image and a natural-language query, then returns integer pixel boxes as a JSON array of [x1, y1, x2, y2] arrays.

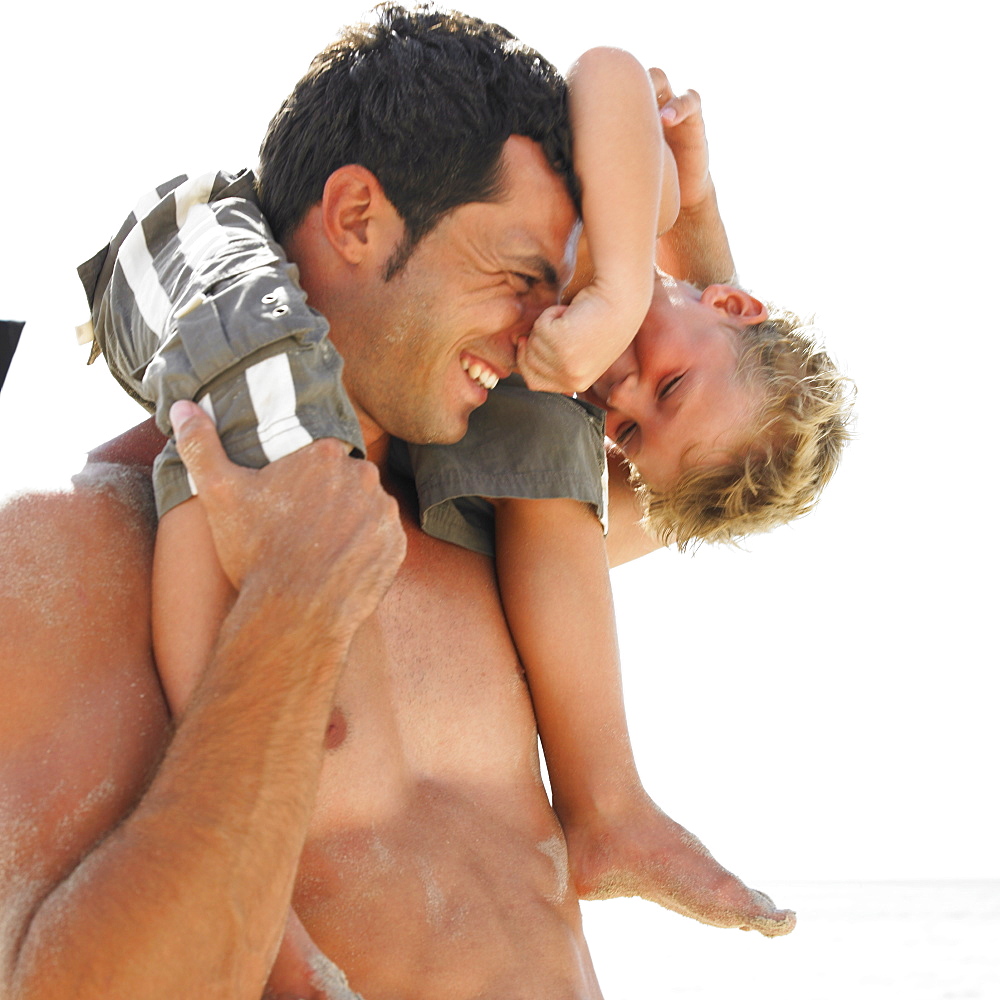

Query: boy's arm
[[563, 73, 737, 302], [567, 48, 677, 278], [517, 48, 670, 393]]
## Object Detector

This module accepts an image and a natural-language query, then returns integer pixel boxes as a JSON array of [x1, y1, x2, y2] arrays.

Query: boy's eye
[[616, 422, 637, 448], [658, 375, 683, 400]]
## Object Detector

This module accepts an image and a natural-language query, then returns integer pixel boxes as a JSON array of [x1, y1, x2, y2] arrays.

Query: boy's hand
[[649, 69, 712, 210], [517, 282, 645, 394]]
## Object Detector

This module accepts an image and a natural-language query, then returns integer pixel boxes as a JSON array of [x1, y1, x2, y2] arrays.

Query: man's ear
[[701, 284, 769, 325], [320, 165, 401, 266]]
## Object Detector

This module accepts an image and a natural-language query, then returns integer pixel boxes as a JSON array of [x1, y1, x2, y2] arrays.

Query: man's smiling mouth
[[461, 357, 500, 390]]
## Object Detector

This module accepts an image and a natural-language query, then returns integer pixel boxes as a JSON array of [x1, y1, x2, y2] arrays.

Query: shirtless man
[[0, 8, 787, 999]]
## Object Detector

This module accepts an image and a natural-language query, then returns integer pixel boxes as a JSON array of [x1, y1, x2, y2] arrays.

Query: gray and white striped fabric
[[78, 169, 364, 517]]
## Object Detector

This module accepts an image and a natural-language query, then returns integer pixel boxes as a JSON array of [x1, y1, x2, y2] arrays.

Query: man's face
[[342, 136, 579, 445], [582, 277, 764, 491]]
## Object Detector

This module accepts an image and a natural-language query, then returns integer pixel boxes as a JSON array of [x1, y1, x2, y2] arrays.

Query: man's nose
[[523, 292, 555, 332], [505, 295, 550, 347], [606, 372, 641, 412]]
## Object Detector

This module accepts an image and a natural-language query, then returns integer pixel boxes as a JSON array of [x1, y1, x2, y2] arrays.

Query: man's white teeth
[[461, 358, 499, 390]]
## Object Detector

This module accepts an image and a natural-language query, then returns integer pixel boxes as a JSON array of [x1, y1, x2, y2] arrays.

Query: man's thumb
[[170, 399, 226, 490]]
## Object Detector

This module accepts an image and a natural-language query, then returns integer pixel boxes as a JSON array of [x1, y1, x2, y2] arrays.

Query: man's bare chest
[[310, 520, 539, 814]]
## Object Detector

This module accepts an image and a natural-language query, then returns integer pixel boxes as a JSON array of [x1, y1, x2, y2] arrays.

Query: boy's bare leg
[[153, 497, 236, 713], [495, 497, 795, 937], [565, 798, 794, 936]]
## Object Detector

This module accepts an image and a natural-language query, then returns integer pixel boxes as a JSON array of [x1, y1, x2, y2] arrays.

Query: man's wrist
[[676, 175, 718, 217], [657, 179, 736, 288]]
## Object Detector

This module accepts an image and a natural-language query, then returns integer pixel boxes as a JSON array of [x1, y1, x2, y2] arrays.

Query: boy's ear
[[701, 284, 769, 325], [320, 165, 402, 266]]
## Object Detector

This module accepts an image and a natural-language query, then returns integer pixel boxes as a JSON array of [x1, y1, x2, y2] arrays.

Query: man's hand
[[649, 69, 712, 211], [648, 70, 737, 287], [1, 407, 397, 1000], [171, 400, 405, 645]]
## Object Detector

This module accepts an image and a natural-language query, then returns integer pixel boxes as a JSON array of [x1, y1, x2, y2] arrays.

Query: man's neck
[[363, 427, 391, 471], [282, 217, 391, 472]]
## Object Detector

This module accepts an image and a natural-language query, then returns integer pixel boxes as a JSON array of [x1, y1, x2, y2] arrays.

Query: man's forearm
[[12, 587, 349, 1000], [655, 181, 737, 288], [11, 416, 403, 1000]]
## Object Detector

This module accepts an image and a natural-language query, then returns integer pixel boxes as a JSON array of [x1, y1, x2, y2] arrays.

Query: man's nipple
[[324, 707, 348, 750]]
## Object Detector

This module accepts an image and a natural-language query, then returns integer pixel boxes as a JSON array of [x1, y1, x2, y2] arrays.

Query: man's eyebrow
[[509, 254, 560, 287]]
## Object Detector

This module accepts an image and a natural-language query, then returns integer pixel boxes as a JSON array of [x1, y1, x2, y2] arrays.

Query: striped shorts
[[146, 311, 363, 518], [80, 171, 364, 518]]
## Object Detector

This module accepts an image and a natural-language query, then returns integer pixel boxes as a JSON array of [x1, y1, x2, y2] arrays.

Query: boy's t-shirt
[[399, 377, 607, 557], [78, 169, 607, 548]]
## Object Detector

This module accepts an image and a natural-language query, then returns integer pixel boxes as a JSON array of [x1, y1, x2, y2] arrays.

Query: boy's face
[[581, 277, 768, 491]]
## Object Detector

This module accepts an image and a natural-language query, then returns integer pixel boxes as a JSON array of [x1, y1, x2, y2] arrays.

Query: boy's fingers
[[516, 343, 561, 394], [171, 399, 230, 493]]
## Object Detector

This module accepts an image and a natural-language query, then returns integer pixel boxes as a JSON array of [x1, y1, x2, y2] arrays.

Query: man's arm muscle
[[0, 417, 403, 999], [647, 72, 736, 287], [0, 482, 172, 992]]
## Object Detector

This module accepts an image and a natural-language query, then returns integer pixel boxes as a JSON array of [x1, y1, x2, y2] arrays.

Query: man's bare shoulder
[[0, 443, 163, 759], [0, 453, 168, 925], [0, 456, 158, 646]]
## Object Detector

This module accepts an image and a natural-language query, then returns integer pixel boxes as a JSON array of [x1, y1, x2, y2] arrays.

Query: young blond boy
[[481, 70, 849, 937]]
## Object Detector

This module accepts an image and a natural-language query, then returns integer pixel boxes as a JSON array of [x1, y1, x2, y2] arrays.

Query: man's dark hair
[[256, 3, 578, 275]]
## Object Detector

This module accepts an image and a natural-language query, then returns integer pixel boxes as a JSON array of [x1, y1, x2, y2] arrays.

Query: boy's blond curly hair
[[638, 305, 854, 551]]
